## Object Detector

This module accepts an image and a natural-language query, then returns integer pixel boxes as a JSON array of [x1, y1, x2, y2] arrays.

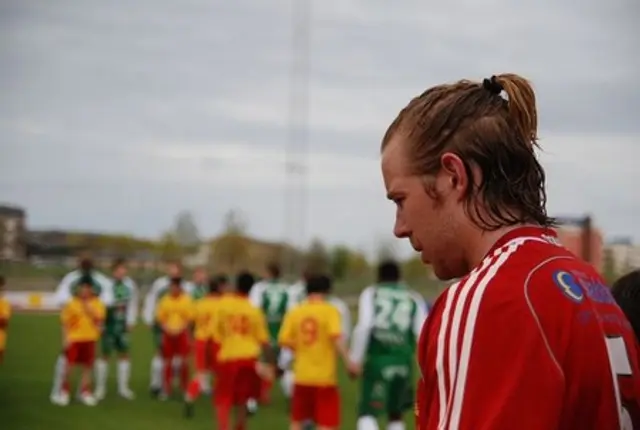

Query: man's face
[[113, 265, 127, 280], [192, 268, 206, 284], [166, 263, 181, 278], [381, 138, 464, 280]]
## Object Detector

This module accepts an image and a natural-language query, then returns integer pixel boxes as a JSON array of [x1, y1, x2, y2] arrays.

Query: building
[[0, 205, 27, 261], [605, 238, 640, 275], [553, 216, 604, 273]]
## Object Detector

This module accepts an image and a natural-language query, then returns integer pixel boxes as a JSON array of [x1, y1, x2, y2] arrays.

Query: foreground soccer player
[[155, 277, 195, 400], [612, 270, 640, 342], [0, 276, 11, 365], [143, 261, 194, 396], [95, 258, 138, 400], [350, 261, 427, 430], [278, 275, 355, 430], [249, 263, 290, 404], [50, 257, 112, 404], [55, 276, 106, 406], [213, 272, 271, 430], [184, 275, 226, 417], [381, 73, 640, 429]]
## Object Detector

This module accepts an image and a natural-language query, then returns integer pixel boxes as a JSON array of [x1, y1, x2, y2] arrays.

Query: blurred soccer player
[[50, 257, 112, 404], [184, 275, 226, 418], [155, 276, 195, 400], [190, 266, 209, 300], [94, 258, 138, 400], [249, 262, 290, 405], [349, 261, 427, 430], [612, 270, 640, 342], [54, 275, 106, 406], [279, 270, 352, 407], [278, 274, 356, 430], [382, 73, 640, 429], [213, 271, 271, 430], [0, 276, 11, 364], [143, 261, 194, 396]]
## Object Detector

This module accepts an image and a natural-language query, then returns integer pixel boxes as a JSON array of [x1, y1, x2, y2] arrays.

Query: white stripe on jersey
[[437, 237, 532, 430]]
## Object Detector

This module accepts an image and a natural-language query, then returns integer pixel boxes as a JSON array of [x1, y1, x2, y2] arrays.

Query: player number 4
[[605, 336, 633, 430], [374, 299, 412, 331]]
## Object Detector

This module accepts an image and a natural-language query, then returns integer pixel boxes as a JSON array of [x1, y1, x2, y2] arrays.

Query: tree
[[346, 250, 370, 279], [402, 255, 429, 283], [375, 238, 397, 263], [329, 246, 351, 280], [158, 232, 182, 260], [305, 238, 330, 275], [173, 211, 200, 249], [210, 209, 250, 273]]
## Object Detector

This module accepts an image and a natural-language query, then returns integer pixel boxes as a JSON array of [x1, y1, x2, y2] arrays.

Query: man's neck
[[465, 224, 535, 270]]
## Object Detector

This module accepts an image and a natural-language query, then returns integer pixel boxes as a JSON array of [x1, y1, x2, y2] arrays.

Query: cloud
[[0, 0, 638, 256]]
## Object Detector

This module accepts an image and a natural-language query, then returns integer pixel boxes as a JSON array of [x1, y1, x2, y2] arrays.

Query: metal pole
[[283, 0, 312, 277]]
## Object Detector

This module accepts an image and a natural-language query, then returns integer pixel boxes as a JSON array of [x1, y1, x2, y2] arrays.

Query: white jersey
[[142, 276, 195, 326], [249, 279, 291, 309], [349, 283, 428, 363], [54, 269, 114, 307]]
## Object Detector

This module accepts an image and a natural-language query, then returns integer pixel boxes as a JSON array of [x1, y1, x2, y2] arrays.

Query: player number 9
[[300, 317, 318, 346]]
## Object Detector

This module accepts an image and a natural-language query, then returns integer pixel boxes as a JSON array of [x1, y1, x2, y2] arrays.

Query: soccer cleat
[[118, 388, 135, 400], [150, 387, 161, 398], [183, 401, 194, 419], [51, 391, 70, 406], [94, 387, 106, 401], [246, 398, 258, 415], [79, 392, 98, 407]]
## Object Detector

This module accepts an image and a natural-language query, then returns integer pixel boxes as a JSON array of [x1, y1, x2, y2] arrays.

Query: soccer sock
[[51, 355, 67, 396], [357, 416, 380, 430], [150, 355, 163, 389], [215, 402, 231, 430], [259, 378, 272, 403], [387, 421, 405, 430], [280, 370, 294, 398], [95, 359, 108, 392], [186, 378, 200, 401], [117, 359, 131, 392], [180, 361, 189, 391], [163, 360, 173, 394]]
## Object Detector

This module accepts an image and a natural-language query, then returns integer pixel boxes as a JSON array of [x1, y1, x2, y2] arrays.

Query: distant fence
[[5, 291, 59, 312]]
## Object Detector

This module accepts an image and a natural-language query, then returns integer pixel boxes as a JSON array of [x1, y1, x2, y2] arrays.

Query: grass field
[[1, 313, 416, 430]]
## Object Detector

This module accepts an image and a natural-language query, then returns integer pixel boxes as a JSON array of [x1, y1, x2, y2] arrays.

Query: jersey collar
[[485, 225, 558, 257]]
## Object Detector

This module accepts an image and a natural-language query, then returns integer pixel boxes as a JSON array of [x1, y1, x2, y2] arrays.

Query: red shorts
[[215, 359, 260, 406], [161, 331, 191, 358], [66, 341, 96, 367], [291, 384, 340, 427], [194, 339, 219, 372]]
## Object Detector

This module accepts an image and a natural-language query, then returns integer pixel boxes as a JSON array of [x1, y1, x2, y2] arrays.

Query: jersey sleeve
[[94, 301, 106, 322], [434, 274, 565, 430], [54, 271, 79, 307], [125, 278, 139, 326], [254, 309, 269, 345], [410, 291, 428, 338], [349, 286, 375, 363], [278, 311, 295, 349], [60, 303, 72, 325], [143, 277, 164, 325], [249, 282, 265, 308], [155, 299, 167, 324], [334, 298, 352, 342], [327, 306, 342, 339]]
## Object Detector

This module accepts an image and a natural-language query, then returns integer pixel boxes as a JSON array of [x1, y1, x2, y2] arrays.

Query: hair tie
[[482, 75, 503, 95]]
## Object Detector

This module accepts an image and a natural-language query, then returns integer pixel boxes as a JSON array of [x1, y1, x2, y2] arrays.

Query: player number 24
[[374, 298, 413, 331]]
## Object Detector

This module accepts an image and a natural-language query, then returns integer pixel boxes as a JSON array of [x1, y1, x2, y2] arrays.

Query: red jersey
[[416, 226, 640, 430]]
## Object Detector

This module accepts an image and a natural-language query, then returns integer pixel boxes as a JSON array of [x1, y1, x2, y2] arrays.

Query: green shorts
[[100, 330, 130, 356], [152, 323, 163, 350], [358, 356, 414, 417]]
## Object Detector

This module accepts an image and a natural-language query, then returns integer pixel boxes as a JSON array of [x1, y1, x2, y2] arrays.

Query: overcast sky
[[0, 0, 638, 256]]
